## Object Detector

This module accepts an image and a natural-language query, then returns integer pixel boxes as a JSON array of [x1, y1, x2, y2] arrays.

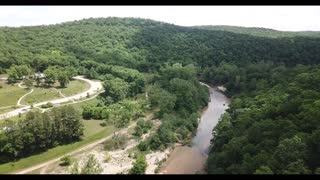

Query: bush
[[137, 141, 149, 152], [60, 156, 72, 166], [129, 155, 147, 174], [104, 134, 128, 151], [133, 119, 153, 137], [41, 102, 54, 108], [100, 121, 107, 127]]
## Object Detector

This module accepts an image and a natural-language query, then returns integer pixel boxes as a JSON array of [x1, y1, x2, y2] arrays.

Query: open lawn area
[[21, 86, 62, 105], [67, 96, 100, 110], [59, 80, 90, 97], [21, 80, 91, 105], [82, 119, 106, 138], [0, 82, 28, 107]]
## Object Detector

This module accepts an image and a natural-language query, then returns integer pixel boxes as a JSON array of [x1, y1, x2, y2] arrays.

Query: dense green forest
[[0, 106, 83, 163], [1, 17, 320, 174], [205, 63, 320, 174], [1, 17, 320, 73], [193, 25, 320, 38]]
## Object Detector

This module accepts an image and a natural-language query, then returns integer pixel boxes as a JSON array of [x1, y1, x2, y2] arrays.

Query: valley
[[0, 16, 320, 175]]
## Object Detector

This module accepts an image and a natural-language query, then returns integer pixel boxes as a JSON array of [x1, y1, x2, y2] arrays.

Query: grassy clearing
[[21, 87, 62, 105], [21, 80, 91, 105], [59, 80, 90, 97], [0, 125, 118, 174], [66, 96, 100, 110], [0, 82, 28, 107], [82, 119, 106, 138]]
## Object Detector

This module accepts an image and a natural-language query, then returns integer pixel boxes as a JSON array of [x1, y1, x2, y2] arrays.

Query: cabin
[[0, 77, 7, 82], [34, 73, 46, 79]]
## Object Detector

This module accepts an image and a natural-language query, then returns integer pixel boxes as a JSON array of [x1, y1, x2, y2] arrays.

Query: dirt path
[[40, 165, 48, 174], [15, 122, 136, 174], [16, 81, 34, 106], [44, 119, 161, 174], [54, 88, 67, 98], [16, 88, 34, 106], [17, 82, 27, 89], [42, 90, 105, 113], [27, 113, 157, 174]]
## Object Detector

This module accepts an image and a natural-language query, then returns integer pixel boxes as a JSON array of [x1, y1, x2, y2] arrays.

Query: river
[[160, 86, 230, 174]]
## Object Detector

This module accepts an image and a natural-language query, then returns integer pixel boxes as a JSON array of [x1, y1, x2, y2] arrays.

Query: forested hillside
[[1, 17, 320, 74], [1, 17, 320, 174], [205, 63, 320, 174], [193, 25, 320, 38]]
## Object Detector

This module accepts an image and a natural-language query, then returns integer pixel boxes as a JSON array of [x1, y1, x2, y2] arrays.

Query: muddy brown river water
[[160, 86, 230, 174]]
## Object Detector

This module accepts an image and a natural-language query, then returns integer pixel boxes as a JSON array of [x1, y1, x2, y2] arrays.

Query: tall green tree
[[23, 78, 33, 89], [44, 66, 57, 87], [103, 78, 129, 102], [129, 155, 147, 174], [57, 71, 70, 88]]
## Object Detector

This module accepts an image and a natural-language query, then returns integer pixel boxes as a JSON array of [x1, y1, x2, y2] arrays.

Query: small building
[[0, 77, 7, 82], [34, 73, 46, 79]]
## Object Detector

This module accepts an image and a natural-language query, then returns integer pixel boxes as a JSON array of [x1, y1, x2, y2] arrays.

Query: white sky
[[0, 6, 320, 31]]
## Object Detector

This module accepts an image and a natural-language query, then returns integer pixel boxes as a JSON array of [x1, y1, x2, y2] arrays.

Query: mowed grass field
[[59, 80, 90, 97], [21, 87, 62, 105], [21, 80, 90, 105], [0, 81, 28, 107], [67, 96, 100, 110], [82, 119, 106, 138]]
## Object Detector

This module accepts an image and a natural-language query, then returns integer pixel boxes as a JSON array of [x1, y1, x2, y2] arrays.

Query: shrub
[[60, 156, 72, 166], [129, 155, 147, 174], [41, 102, 54, 108], [104, 134, 128, 151], [133, 119, 153, 137], [137, 141, 149, 152], [100, 121, 107, 127]]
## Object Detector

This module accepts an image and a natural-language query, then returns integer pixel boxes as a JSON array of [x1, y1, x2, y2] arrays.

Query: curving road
[[0, 76, 103, 120]]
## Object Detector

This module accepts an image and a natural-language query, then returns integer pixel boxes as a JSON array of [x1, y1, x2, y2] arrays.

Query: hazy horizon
[[0, 6, 320, 31]]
